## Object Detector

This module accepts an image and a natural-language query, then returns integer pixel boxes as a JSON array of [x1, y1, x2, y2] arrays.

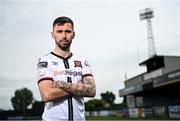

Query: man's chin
[[60, 46, 70, 51], [56, 42, 71, 51]]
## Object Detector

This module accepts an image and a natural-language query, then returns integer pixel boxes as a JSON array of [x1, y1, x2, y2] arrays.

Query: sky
[[0, 0, 180, 110]]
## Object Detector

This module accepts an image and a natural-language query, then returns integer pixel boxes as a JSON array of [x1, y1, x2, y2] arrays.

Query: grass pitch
[[85, 116, 179, 120]]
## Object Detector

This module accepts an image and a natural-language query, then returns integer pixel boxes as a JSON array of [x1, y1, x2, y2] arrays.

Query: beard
[[56, 39, 72, 51]]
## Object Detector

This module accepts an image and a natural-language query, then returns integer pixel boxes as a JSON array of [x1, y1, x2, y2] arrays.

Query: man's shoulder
[[72, 54, 92, 66], [38, 52, 52, 61], [72, 54, 87, 61]]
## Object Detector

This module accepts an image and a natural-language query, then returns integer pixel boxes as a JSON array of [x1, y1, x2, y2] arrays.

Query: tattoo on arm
[[58, 77, 96, 97]]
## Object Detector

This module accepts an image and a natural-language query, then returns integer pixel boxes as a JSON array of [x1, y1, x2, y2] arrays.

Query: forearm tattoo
[[58, 77, 96, 97]]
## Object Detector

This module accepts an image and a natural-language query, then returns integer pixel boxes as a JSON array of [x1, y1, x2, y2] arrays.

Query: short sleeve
[[37, 57, 53, 83], [82, 59, 93, 78]]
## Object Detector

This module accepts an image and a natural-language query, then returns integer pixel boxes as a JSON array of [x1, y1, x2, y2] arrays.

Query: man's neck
[[53, 48, 71, 58]]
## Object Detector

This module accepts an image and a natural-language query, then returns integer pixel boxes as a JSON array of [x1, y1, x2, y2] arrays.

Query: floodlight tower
[[140, 8, 156, 58]]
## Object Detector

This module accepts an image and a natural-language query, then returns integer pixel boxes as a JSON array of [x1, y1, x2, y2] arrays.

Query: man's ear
[[72, 31, 75, 39], [51, 31, 55, 39]]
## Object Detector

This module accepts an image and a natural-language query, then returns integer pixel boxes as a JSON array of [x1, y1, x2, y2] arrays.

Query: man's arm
[[57, 76, 96, 97], [38, 80, 71, 102]]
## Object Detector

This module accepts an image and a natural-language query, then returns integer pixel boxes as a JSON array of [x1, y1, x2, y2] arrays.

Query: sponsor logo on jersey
[[74, 61, 82, 68], [54, 69, 82, 77], [38, 61, 48, 68]]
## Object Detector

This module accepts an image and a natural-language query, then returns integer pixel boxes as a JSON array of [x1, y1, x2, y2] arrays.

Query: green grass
[[86, 116, 180, 120], [25, 116, 180, 121]]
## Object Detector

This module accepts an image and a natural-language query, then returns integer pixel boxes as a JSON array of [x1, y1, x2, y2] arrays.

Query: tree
[[100, 91, 115, 106], [32, 100, 45, 112], [85, 99, 106, 111], [85, 99, 106, 116], [11, 87, 34, 111]]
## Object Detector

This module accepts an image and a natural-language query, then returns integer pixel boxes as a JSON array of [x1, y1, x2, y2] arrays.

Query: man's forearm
[[39, 80, 72, 102], [57, 77, 96, 97]]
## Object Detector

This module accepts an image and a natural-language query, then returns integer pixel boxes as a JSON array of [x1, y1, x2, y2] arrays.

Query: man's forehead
[[53, 23, 73, 31], [55, 23, 73, 28]]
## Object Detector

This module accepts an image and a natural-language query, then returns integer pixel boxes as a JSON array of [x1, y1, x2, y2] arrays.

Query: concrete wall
[[125, 75, 143, 88], [163, 57, 180, 74]]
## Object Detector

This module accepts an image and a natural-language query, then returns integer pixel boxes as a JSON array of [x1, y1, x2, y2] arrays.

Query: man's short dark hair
[[53, 16, 74, 29]]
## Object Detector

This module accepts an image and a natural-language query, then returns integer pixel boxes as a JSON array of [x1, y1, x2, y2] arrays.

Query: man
[[37, 16, 96, 121]]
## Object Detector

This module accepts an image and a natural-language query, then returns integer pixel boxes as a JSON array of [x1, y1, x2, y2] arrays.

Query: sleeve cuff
[[82, 74, 93, 78], [38, 77, 53, 84]]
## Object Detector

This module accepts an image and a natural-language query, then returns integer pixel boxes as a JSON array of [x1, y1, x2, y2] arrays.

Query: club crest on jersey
[[74, 60, 82, 68]]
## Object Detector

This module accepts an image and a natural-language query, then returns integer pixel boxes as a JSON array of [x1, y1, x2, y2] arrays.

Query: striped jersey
[[37, 52, 93, 121]]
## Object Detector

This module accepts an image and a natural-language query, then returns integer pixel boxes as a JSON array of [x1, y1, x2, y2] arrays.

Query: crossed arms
[[38, 76, 96, 102]]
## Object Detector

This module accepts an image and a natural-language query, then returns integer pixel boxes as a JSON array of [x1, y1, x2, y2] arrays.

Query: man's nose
[[62, 32, 66, 38]]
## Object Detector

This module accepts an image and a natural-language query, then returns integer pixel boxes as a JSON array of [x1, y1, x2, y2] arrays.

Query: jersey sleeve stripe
[[38, 77, 53, 84], [82, 74, 93, 78]]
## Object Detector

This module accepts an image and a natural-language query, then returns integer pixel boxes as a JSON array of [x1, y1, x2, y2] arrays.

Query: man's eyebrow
[[56, 30, 63, 32], [65, 30, 72, 32], [56, 29, 72, 32]]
